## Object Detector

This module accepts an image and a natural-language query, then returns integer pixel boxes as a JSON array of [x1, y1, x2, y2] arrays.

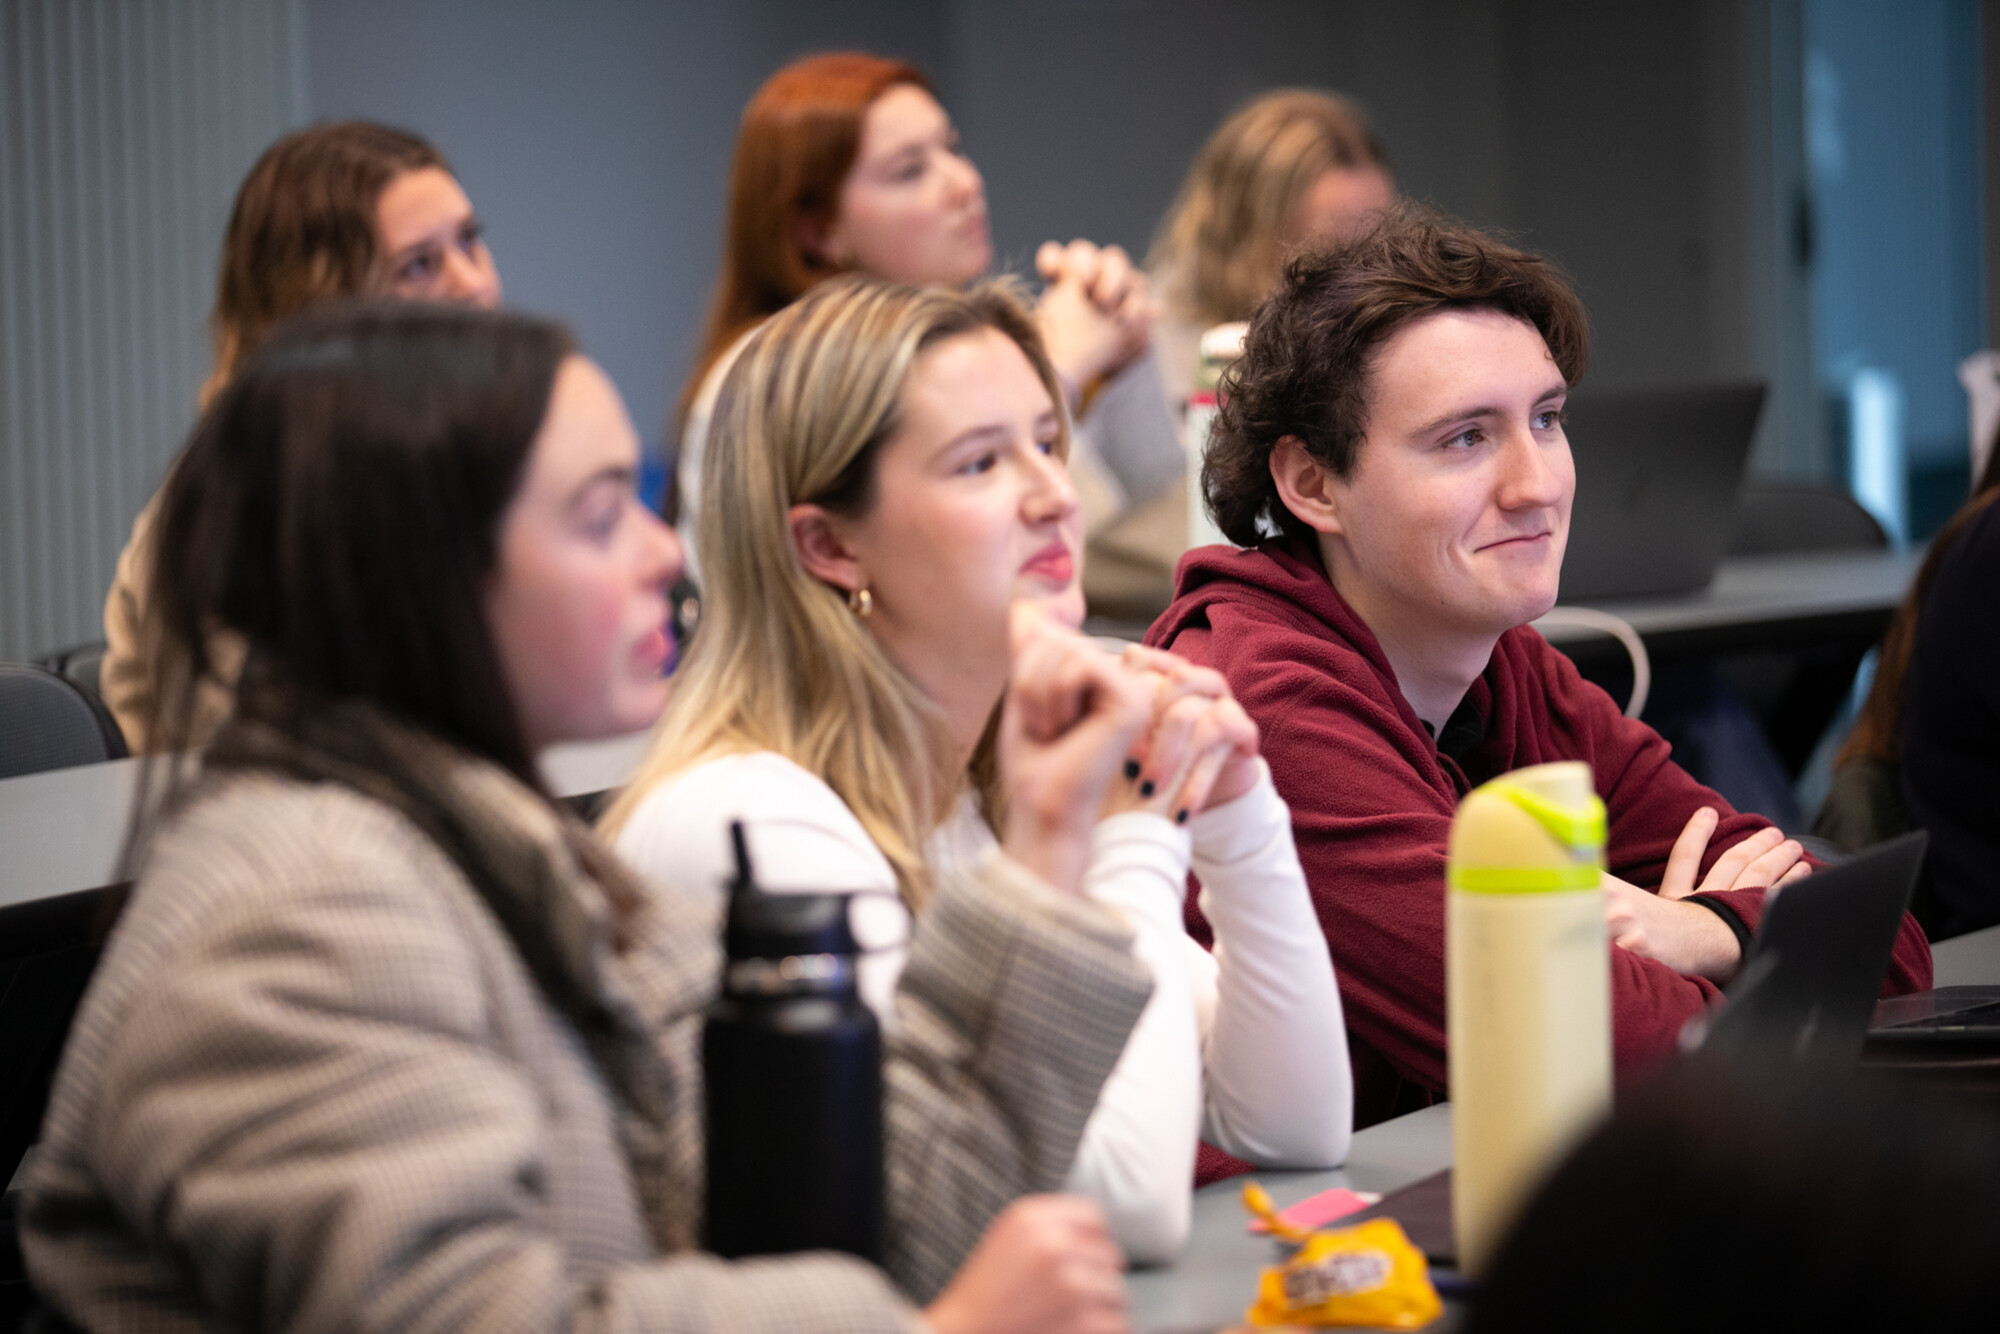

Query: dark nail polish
[[1175, 808, 1189, 825], [1139, 780, 1156, 798], [1123, 758, 1141, 781]]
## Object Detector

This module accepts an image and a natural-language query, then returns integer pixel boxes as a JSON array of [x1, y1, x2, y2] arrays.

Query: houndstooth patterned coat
[[23, 735, 1149, 1333]]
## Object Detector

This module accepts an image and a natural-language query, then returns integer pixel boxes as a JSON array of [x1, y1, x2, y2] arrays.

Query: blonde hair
[[600, 276, 1068, 908], [1148, 89, 1388, 329]]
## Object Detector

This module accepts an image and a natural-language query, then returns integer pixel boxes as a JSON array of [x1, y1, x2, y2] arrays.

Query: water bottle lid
[[720, 820, 864, 960], [1446, 762, 1606, 894], [1199, 321, 1249, 363], [725, 890, 862, 960], [1486, 772, 1607, 849]]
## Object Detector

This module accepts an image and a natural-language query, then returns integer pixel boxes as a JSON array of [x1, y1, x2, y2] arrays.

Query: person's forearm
[[1063, 813, 1201, 1263], [1192, 776, 1351, 1167], [1075, 351, 1183, 507], [884, 852, 1151, 1298]]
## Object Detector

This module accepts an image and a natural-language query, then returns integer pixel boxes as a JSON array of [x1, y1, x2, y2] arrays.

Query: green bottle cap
[[1446, 766, 1606, 894]]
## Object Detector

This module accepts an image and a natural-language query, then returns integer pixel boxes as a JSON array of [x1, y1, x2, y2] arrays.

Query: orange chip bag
[[1241, 1182, 1442, 1329]]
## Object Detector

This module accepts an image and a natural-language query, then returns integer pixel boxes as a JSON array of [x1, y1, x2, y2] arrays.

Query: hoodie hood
[[1148, 537, 1402, 687]]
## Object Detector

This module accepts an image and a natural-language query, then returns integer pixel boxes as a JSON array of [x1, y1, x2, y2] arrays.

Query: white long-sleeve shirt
[[614, 752, 1351, 1263]]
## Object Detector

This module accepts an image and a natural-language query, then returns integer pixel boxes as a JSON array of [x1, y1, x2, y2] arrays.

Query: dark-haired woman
[[24, 303, 1150, 1333], [672, 52, 1182, 585], [1821, 444, 2000, 938], [1144, 205, 1931, 1126], [102, 120, 502, 752]]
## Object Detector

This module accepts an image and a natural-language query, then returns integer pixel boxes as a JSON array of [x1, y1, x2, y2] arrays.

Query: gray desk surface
[[1129, 920, 2000, 1332], [1532, 546, 1922, 645], [1129, 1103, 1454, 1332], [0, 729, 652, 910], [1929, 921, 2000, 987]]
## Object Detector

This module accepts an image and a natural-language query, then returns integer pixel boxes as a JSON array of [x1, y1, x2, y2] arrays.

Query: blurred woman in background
[[1149, 88, 1393, 398], [1089, 89, 1395, 614], [1820, 442, 2000, 938], [101, 119, 502, 751], [674, 52, 1183, 586]]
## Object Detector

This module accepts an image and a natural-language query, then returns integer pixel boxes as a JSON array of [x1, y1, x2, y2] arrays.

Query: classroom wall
[[0, 0, 305, 663], [302, 0, 1805, 456], [3, 0, 1974, 659], [1806, 0, 1985, 471], [940, 0, 1813, 470]]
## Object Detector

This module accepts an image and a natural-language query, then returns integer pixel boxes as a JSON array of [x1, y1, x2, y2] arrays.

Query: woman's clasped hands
[[1034, 238, 1153, 392], [998, 607, 1263, 897]]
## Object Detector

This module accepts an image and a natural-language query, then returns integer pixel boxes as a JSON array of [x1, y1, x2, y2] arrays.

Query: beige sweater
[[24, 756, 1149, 1332], [100, 493, 242, 752]]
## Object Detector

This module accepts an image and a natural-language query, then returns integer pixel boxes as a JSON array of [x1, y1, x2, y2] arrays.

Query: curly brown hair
[[1202, 202, 1591, 546]]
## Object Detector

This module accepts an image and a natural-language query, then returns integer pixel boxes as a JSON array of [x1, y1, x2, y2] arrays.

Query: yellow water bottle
[[1447, 761, 1612, 1276]]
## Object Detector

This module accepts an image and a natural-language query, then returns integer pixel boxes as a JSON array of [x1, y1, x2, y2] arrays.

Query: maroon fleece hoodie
[[1147, 539, 1933, 1128]]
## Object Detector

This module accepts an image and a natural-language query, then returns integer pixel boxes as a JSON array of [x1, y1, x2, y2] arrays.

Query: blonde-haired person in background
[[101, 119, 502, 752], [1087, 90, 1394, 616], [603, 275, 1350, 1265]]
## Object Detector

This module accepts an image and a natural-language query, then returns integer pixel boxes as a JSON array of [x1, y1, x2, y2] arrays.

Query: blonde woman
[[1089, 91, 1395, 614], [1150, 90, 1393, 359], [602, 277, 1350, 1264]]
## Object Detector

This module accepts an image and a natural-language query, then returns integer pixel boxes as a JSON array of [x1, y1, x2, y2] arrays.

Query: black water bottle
[[703, 822, 884, 1261]]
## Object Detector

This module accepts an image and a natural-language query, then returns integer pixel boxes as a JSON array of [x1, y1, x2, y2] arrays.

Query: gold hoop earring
[[847, 586, 873, 618]]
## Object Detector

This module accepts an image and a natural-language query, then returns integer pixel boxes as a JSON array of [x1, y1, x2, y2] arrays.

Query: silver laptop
[[1559, 382, 1765, 602]]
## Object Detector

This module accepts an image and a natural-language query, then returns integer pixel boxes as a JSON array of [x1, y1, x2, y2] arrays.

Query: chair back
[[0, 665, 127, 780], [1728, 481, 1889, 555], [36, 643, 110, 706], [0, 884, 127, 1329]]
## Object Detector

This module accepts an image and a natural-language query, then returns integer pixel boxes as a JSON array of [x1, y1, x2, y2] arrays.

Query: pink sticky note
[[1247, 1186, 1382, 1234]]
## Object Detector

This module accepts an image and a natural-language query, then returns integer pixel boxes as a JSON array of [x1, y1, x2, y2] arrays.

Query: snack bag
[[1241, 1183, 1442, 1329]]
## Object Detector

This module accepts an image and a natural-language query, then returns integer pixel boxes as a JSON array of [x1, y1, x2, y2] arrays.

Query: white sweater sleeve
[[1062, 810, 1201, 1265], [1187, 761, 1351, 1168], [612, 753, 910, 1022], [1075, 348, 1185, 510]]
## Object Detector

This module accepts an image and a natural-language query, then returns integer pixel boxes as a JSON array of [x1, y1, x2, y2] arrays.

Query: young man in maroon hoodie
[[1145, 204, 1932, 1127]]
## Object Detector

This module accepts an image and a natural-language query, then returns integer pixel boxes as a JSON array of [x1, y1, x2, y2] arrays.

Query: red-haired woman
[[673, 53, 1182, 583]]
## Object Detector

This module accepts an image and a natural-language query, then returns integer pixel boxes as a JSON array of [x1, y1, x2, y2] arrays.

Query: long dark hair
[[1839, 440, 2000, 767], [147, 301, 572, 786]]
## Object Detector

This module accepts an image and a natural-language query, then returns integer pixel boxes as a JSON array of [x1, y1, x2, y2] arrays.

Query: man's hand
[[1604, 875, 1745, 982], [1603, 810, 1810, 982], [1658, 808, 1811, 899]]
